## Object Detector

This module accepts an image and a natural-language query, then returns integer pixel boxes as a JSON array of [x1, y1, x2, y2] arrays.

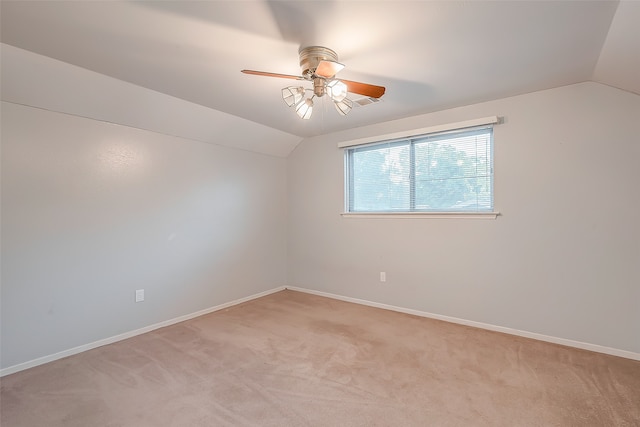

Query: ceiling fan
[[242, 46, 385, 119]]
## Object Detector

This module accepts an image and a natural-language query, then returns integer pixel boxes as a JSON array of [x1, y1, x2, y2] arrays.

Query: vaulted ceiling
[[1, 1, 638, 157]]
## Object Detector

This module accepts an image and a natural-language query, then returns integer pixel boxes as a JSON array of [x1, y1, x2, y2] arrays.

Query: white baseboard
[[0, 286, 286, 377], [285, 286, 640, 362], [4, 284, 637, 377]]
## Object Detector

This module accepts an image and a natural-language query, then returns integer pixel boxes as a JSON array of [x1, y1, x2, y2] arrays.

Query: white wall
[[3, 80, 638, 372], [1, 102, 287, 369], [287, 82, 640, 354]]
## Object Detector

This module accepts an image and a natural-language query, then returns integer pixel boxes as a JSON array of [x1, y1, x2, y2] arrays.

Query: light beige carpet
[[1, 290, 639, 426]]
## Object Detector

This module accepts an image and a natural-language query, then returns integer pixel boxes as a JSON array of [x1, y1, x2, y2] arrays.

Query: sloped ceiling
[[1, 1, 638, 157], [592, 1, 640, 96]]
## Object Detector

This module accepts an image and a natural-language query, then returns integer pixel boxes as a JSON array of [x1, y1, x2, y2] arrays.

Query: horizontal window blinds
[[346, 125, 493, 213]]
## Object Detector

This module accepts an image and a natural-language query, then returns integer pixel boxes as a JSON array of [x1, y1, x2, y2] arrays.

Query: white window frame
[[340, 117, 500, 219]]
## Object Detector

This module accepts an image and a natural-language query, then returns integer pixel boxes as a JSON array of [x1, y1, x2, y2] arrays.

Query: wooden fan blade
[[341, 79, 386, 98], [315, 60, 345, 78], [241, 70, 304, 80]]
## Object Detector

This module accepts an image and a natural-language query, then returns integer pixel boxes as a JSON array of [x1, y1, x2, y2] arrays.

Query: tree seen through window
[[347, 127, 492, 212]]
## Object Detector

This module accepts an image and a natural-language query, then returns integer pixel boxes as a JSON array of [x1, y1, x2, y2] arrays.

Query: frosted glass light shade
[[334, 98, 353, 116], [295, 98, 313, 119], [282, 86, 305, 107], [327, 79, 348, 102]]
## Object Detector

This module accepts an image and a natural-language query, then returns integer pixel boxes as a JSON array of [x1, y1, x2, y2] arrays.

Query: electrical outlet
[[135, 289, 144, 303], [380, 272, 386, 282]]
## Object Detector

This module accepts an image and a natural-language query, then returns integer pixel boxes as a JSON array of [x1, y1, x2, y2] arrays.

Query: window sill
[[341, 211, 500, 219]]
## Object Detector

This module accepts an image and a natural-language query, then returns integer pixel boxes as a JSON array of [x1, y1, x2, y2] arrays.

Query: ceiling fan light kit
[[295, 98, 314, 120], [242, 46, 385, 120], [282, 86, 305, 108], [334, 98, 353, 116], [326, 79, 348, 102]]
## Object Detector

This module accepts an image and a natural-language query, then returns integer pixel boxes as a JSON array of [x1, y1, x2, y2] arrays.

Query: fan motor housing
[[299, 46, 339, 77]]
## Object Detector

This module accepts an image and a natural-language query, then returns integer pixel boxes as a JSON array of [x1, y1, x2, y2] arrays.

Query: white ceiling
[[1, 1, 638, 156]]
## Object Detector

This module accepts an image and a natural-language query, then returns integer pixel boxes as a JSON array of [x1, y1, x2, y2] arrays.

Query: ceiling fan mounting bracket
[[299, 46, 339, 77]]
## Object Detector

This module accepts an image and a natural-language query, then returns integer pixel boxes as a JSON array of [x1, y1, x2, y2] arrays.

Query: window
[[344, 124, 494, 214]]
